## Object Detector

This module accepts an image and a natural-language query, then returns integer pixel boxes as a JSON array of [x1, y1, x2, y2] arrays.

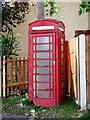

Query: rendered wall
[[14, 2, 88, 57], [48, 2, 88, 40]]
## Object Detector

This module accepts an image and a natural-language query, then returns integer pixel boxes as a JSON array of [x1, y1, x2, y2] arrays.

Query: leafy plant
[[0, 31, 21, 58], [79, 1, 90, 15], [44, 0, 60, 16]]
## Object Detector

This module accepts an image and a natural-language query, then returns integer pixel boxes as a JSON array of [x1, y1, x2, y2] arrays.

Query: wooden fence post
[[0, 56, 2, 97], [3, 56, 6, 97], [79, 34, 86, 110]]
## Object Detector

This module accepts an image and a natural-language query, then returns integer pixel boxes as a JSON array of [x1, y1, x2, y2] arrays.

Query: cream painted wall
[[14, 2, 88, 57], [46, 2, 88, 40]]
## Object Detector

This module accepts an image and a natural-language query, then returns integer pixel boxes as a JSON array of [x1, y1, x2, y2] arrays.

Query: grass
[[0, 98, 2, 113], [2, 94, 90, 119], [80, 110, 90, 120]]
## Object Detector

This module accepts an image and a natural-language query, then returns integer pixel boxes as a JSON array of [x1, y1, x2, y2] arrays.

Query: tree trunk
[[36, 2, 44, 19]]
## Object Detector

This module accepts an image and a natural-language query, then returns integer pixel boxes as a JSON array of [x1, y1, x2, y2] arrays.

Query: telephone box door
[[29, 33, 56, 106]]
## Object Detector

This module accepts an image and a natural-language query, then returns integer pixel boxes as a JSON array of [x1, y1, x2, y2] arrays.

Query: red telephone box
[[28, 19, 66, 106]]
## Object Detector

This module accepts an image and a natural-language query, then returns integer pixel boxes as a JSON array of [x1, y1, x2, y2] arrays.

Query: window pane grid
[[32, 36, 53, 98]]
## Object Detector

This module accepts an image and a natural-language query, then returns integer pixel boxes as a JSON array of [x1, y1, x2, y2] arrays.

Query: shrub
[[0, 31, 21, 58]]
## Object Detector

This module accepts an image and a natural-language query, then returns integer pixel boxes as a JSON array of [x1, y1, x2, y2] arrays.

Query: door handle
[[53, 61, 55, 65]]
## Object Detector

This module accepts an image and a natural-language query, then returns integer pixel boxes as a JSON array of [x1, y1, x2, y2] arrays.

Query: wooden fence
[[67, 31, 90, 110], [85, 34, 90, 108], [66, 39, 78, 99], [0, 56, 28, 97]]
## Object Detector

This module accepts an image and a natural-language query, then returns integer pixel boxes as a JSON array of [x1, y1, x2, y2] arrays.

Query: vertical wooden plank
[[21, 58, 23, 93], [65, 41, 68, 94], [71, 40, 74, 97], [75, 36, 80, 105], [11, 61, 14, 95], [68, 40, 75, 97], [68, 40, 70, 94], [73, 40, 77, 99], [15, 58, 18, 95], [7, 58, 9, 96], [74, 39, 78, 99], [13, 60, 15, 95], [68, 38, 80, 101], [67, 41, 71, 95], [7, 87, 9, 97], [19, 58, 22, 94], [87, 35, 90, 109], [26, 58, 28, 92], [23, 58, 25, 93], [3, 56, 6, 97], [16, 58, 19, 94]]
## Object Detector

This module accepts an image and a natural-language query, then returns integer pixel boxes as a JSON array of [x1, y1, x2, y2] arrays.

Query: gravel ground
[[0, 113, 33, 120]]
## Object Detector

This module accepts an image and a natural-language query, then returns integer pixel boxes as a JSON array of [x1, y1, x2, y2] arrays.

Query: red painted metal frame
[[29, 33, 55, 106], [28, 19, 66, 106]]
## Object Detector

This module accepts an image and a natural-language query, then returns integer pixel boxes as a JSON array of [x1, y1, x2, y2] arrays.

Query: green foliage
[[81, 111, 90, 119], [43, 0, 60, 16], [2, 2, 31, 32], [2, 2, 29, 57], [0, 31, 21, 58], [79, 1, 90, 15]]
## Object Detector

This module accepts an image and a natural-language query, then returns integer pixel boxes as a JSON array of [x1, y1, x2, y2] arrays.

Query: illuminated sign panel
[[32, 26, 54, 30]]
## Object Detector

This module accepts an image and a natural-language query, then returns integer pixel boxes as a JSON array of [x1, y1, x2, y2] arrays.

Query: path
[[0, 113, 33, 120]]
